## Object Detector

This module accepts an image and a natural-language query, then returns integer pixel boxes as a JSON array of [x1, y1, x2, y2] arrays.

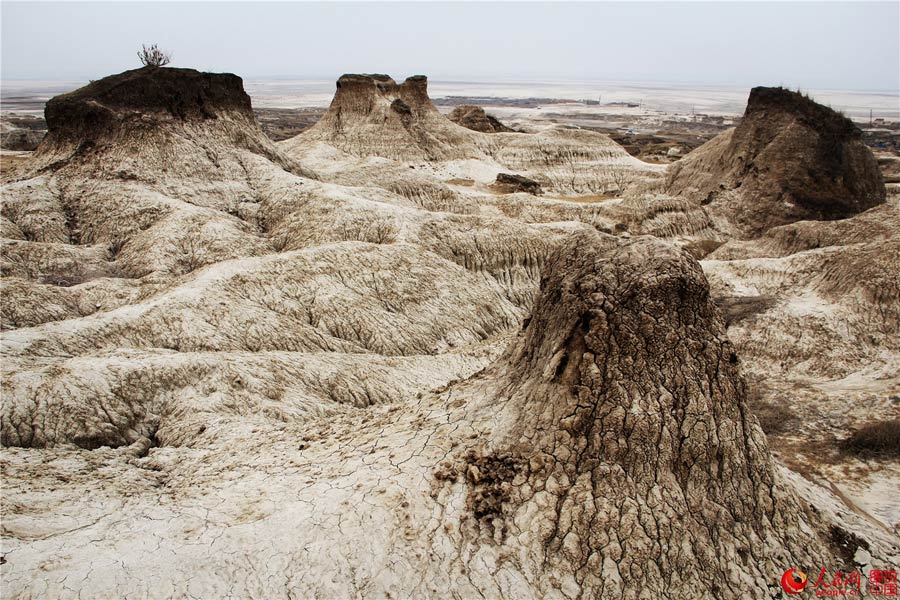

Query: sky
[[1, 1, 898, 91]]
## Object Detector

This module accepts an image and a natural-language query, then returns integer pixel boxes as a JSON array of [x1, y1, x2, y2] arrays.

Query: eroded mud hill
[[666, 86, 886, 237], [428, 231, 838, 597], [290, 73, 478, 160], [2, 231, 862, 600], [2, 68, 898, 598], [279, 72, 662, 196], [45, 67, 251, 138]]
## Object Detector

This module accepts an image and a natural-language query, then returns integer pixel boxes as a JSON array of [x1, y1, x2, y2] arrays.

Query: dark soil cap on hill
[[44, 66, 252, 139], [744, 86, 859, 138], [665, 85, 885, 236]]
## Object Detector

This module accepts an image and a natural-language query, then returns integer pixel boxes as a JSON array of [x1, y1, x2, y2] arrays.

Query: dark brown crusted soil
[[44, 66, 252, 140], [493, 172, 543, 195], [666, 86, 886, 235], [737, 87, 881, 214], [744, 86, 858, 137], [448, 104, 513, 133]]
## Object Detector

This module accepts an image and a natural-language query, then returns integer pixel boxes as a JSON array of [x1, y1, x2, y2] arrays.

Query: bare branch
[[137, 44, 172, 67]]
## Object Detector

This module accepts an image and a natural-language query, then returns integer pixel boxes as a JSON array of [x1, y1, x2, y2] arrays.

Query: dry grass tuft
[[840, 419, 900, 458]]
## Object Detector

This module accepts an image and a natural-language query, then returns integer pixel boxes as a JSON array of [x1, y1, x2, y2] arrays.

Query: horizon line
[[2, 74, 899, 95]]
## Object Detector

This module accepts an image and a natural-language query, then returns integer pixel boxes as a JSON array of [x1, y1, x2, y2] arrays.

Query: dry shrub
[[172, 236, 206, 274], [841, 419, 900, 458], [138, 44, 172, 67]]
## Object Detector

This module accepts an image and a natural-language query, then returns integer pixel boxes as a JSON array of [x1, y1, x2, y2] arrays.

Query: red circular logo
[[781, 568, 808, 594]]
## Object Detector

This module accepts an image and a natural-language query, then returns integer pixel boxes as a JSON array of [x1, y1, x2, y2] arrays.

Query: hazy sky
[[2, 1, 898, 90]]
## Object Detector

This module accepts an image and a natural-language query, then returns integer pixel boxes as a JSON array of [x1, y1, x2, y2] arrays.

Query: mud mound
[[289, 73, 480, 160], [448, 104, 512, 133], [328, 74, 432, 116], [43, 66, 252, 144], [280, 72, 660, 196], [667, 86, 885, 237], [442, 232, 832, 597], [0, 67, 315, 282]]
